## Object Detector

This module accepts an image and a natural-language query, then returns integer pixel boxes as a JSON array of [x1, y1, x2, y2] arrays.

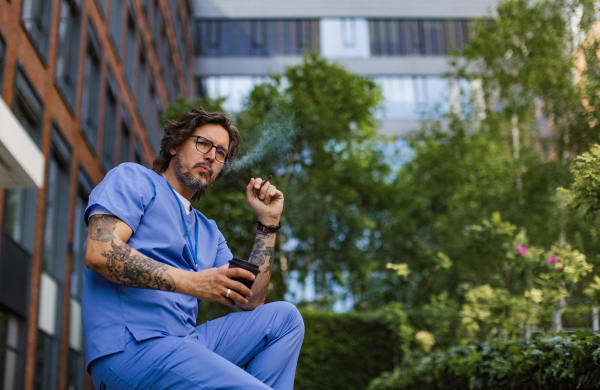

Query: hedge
[[368, 330, 600, 390], [295, 310, 397, 390]]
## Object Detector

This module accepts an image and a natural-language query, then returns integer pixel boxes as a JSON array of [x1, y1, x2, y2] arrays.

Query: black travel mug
[[228, 257, 260, 291]]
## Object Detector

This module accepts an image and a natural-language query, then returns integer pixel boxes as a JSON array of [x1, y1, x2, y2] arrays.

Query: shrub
[[295, 310, 398, 390], [368, 330, 600, 390]]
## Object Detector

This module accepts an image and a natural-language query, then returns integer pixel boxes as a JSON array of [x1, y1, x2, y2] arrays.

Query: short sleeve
[[213, 222, 233, 268], [85, 163, 157, 232]]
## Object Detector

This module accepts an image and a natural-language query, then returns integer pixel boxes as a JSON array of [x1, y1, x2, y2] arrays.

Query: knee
[[264, 302, 304, 337]]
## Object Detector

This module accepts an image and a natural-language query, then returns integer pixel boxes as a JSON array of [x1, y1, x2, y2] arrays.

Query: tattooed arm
[[226, 230, 277, 310], [226, 176, 284, 311], [85, 214, 255, 306]]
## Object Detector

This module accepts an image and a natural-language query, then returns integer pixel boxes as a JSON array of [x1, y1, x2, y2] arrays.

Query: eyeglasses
[[189, 136, 230, 163]]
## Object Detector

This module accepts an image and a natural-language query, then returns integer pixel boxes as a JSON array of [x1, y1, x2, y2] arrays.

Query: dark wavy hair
[[152, 108, 241, 185]]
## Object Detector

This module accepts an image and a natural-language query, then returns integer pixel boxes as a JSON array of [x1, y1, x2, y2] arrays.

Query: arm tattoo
[[249, 233, 275, 274], [89, 214, 119, 242], [101, 241, 176, 291]]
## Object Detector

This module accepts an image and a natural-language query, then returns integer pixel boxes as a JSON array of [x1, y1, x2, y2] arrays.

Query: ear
[[169, 146, 176, 156]]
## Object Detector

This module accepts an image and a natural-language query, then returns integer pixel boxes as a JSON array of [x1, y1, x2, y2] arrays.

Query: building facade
[[0, 0, 193, 389], [191, 0, 500, 136]]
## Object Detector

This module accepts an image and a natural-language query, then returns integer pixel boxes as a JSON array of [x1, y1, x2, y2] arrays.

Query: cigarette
[[255, 175, 273, 195]]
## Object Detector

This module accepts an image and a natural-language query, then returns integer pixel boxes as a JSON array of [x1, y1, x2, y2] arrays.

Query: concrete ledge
[[195, 56, 452, 76], [0, 97, 45, 188], [192, 0, 499, 19]]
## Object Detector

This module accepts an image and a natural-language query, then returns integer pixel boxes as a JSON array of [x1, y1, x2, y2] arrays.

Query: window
[[36, 124, 72, 390], [167, 54, 176, 102], [13, 66, 44, 146], [134, 140, 143, 165], [198, 76, 269, 113], [374, 75, 469, 120], [0, 33, 6, 92], [54, 0, 82, 113], [124, 12, 136, 92], [152, 0, 161, 51], [173, 8, 189, 82], [67, 169, 92, 390], [120, 108, 132, 163], [195, 19, 320, 56], [147, 80, 160, 153], [320, 18, 370, 58], [102, 69, 118, 172], [0, 309, 26, 390], [81, 23, 102, 151], [21, 0, 55, 62], [368, 19, 472, 56], [95, 0, 107, 15], [142, 0, 149, 21], [136, 50, 147, 120], [108, 0, 124, 56]]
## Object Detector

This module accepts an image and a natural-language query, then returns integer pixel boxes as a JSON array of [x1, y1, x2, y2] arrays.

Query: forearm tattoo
[[101, 241, 176, 291], [249, 232, 275, 274], [89, 215, 176, 291]]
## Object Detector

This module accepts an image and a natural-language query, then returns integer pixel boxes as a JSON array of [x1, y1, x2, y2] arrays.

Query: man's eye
[[216, 148, 226, 157], [197, 139, 209, 146]]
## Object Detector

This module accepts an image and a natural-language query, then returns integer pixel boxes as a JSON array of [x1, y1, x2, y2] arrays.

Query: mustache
[[193, 162, 213, 173]]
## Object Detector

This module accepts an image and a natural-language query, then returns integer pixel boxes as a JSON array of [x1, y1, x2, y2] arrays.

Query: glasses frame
[[189, 135, 230, 163]]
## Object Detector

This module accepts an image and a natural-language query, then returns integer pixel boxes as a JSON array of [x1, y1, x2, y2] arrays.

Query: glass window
[[21, 0, 54, 62], [0, 33, 6, 93], [36, 125, 72, 390], [152, 0, 161, 51], [13, 66, 44, 146], [120, 109, 131, 163], [320, 18, 370, 59], [0, 310, 25, 390], [66, 169, 92, 390], [195, 19, 320, 57], [136, 50, 147, 120], [134, 140, 143, 165], [95, 0, 107, 15], [198, 76, 270, 113], [368, 19, 472, 56], [374, 75, 469, 120], [108, 0, 123, 56], [54, 0, 82, 113], [102, 70, 118, 172], [124, 13, 136, 92], [81, 24, 102, 151]]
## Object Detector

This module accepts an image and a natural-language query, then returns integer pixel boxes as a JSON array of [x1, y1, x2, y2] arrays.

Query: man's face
[[170, 123, 230, 192]]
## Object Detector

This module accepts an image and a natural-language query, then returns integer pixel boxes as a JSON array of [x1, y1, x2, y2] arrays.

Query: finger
[[259, 182, 273, 201], [252, 177, 264, 196], [225, 268, 256, 284], [263, 185, 277, 204], [246, 178, 256, 196], [224, 279, 253, 298], [266, 189, 283, 205], [224, 286, 250, 304]]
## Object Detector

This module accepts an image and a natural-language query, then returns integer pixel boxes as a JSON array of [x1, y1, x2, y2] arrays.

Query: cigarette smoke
[[232, 111, 299, 171]]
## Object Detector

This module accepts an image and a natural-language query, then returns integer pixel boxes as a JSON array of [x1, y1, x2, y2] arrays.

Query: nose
[[204, 146, 217, 162]]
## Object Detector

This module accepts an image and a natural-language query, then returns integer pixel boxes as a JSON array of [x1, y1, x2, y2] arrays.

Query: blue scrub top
[[82, 163, 233, 371]]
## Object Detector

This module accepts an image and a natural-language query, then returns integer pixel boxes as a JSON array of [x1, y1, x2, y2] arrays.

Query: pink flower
[[517, 245, 527, 256], [557, 265, 563, 272], [546, 255, 557, 265]]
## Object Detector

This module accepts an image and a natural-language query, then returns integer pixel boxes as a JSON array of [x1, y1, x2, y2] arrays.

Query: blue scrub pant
[[89, 302, 304, 390]]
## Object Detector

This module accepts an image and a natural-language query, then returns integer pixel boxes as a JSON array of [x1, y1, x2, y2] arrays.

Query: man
[[83, 108, 304, 389]]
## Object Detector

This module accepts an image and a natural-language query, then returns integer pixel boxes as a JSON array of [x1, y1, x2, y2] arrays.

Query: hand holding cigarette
[[246, 175, 284, 226], [253, 174, 272, 196]]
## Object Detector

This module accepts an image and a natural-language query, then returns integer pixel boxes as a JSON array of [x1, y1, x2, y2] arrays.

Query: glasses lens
[[215, 148, 228, 162], [195, 137, 212, 153]]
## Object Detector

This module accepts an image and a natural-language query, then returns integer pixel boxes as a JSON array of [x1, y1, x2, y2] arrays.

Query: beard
[[173, 154, 215, 199]]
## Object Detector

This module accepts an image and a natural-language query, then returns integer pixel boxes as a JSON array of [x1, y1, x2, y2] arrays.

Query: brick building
[[0, 0, 193, 388]]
